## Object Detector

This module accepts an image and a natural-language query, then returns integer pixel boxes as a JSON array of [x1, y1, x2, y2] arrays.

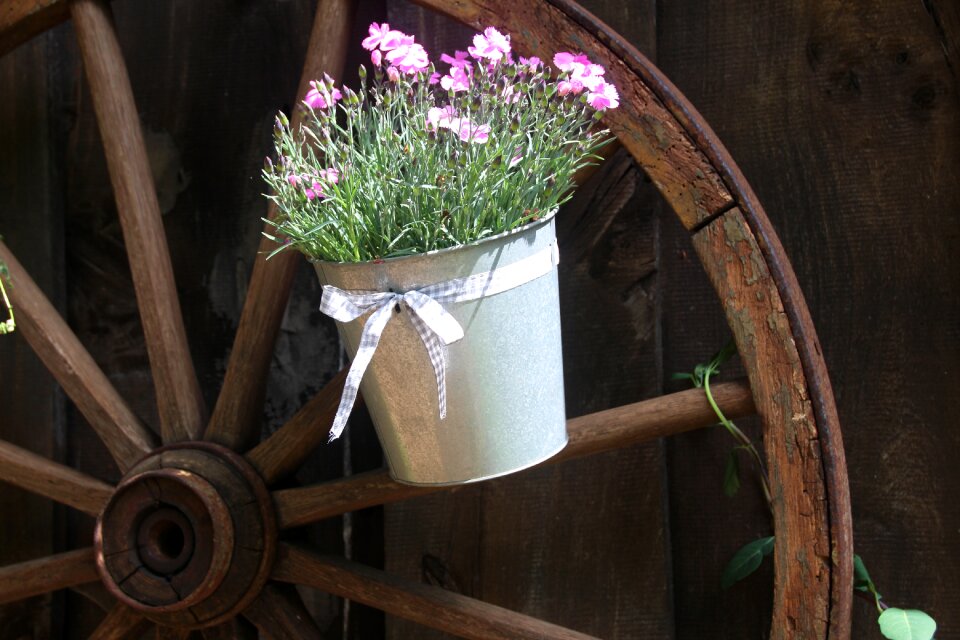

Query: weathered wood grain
[[70, 0, 206, 443], [0, 439, 113, 515], [89, 604, 151, 640], [205, 0, 356, 452], [242, 583, 325, 639], [274, 544, 600, 640], [0, 548, 100, 605], [0, 241, 156, 470], [692, 208, 830, 640], [274, 380, 754, 529]]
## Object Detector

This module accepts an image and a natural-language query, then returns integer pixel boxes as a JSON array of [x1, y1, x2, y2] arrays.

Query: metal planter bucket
[[313, 214, 567, 486]]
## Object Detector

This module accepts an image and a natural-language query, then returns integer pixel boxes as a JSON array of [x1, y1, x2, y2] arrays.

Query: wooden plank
[[0, 28, 63, 638], [0, 0, 69, 57], [274, 380, 754, 529], [0, 439, 113, 515], [205, 0, 356, 452], [0, 548, 100, 605], [274, 544, 600, 640], [0, 241, 156, 470], [70, 0, 206, 443]]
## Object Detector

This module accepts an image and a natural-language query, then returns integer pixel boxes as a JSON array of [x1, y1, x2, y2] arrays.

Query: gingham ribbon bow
[[320, 241, 559, 441]]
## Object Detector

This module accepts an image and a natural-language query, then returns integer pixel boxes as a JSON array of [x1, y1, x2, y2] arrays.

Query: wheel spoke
[[242, 582, 324, 639], [0, 241, 155, 471], [0, 548, 99, 604], [0, 439, 113, 515], [245, 368, 346, 484], [274, 544, 599, 640], [274, 380, 754, 529], [204, 0, 356, 451], [90, 604, 151, 640], [70, 0, 206, 444], [0, 0, 70, 57]]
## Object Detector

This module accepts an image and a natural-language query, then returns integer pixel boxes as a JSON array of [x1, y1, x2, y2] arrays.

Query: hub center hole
[[150, 519, 186, 559], [137, 507, 195, 575]]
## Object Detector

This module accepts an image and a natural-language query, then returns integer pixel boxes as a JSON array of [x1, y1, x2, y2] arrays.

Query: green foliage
[[854, 554, 882, 611], [878, 608, 937, 640], [720, 536, 774, 590], [0, 247, 14, 335], [264, 46, 612, 262], [723, 449, 741, 497]]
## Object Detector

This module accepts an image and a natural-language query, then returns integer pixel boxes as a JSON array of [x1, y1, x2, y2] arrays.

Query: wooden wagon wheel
[[0, 0, 853, 637]]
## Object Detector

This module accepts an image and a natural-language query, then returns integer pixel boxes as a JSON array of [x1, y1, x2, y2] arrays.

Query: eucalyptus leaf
[[878, 608, 937, 640], [721, 536, 774, 590], [723, 450, 741, 497]]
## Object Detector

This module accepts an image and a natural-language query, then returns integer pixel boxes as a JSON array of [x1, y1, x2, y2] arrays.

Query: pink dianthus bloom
[[467, 27, 511, 62], [519, 56, 542, 69], [320, 168, 340, 184], [587, 81, 620, 110], [304, 80, 342, 110], [385, 41, 430, 74], [386, 66, 401, 82], [426, 105, 458, 131], [362, 23, 408, 52], [304, 180, 324, 201], [456, 119, 491, 144], [371, 49, 383, 67], [553, 51, 592, 72], [440, 51, 471, 69], [286, 174, 300, 186], [440, 66, 471, 92], [556, 79, 584, 96]]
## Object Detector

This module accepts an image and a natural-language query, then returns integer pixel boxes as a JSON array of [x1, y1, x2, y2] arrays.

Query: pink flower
[[456, 119, 491, 144], [371, 49, 383, 67], [553, 51, 592, 72], [386, 66, 401, 82], [385, 42, 430, 74], [428, 72, 441, 85], [440, 65, 471, 92], [304, 80, 342, 109], [426, 105, 458, 131], [362, 23, 407, 52], [287, 174, 300, 186], [320, 168, 340, 184], [440, 50, 471, 69], [586, 80, 619, 110], [304, 180, 324, 200], [467, 27, 511, 62], [557, 79, 584, 96], [519, 56, 542, 69]]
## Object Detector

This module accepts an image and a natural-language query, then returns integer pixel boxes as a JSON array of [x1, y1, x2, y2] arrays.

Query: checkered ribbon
[[320, 241, 560, 441]]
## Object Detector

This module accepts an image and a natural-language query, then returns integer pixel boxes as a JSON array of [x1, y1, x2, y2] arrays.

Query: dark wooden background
[[1, 0, 957, 638]]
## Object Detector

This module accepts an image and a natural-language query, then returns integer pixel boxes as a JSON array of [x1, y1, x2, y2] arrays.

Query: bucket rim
[[309, 209, 557, 269]]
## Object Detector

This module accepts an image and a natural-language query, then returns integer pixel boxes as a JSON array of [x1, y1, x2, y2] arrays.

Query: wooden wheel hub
[[94, 443, 276, 628]]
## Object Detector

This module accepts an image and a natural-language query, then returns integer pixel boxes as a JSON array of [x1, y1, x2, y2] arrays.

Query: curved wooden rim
[[0, 0, 852, 637]]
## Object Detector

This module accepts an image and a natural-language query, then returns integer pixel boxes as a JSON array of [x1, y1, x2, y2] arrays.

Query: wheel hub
[[94, 442, 276, 628]]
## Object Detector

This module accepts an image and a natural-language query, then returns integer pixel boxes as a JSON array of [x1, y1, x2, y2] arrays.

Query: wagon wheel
[[0, 0, 853, 638]]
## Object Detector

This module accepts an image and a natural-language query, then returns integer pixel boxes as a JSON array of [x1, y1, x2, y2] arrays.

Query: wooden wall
[[0, 0, 957, 638]]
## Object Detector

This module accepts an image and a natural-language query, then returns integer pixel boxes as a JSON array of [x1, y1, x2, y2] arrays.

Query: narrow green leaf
[[723, 450, 741, 497], [878, 608, 937, 640], [710, 340, 738, 369], [853, 554, 879, 595], [721, 536, 774, 590]]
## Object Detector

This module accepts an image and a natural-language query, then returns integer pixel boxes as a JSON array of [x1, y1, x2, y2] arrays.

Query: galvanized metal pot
[[313, 214, 567, 486]]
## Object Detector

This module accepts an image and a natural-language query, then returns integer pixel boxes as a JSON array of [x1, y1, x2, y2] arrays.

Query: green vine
[[676, 342, 937, 640], [0, 243, 14, 335]]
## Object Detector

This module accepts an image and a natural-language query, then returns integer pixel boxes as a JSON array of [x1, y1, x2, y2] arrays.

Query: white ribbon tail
[[327, 301, 396, 442]]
